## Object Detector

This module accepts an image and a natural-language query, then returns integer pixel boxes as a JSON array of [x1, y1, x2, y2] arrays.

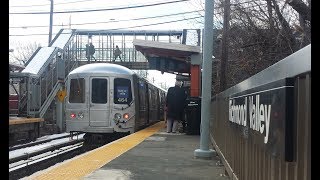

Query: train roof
[[154, 84, 167, 93], [69, 63, 167, 93], [134, 74, 167, 93], [69, 63, 135, 76]]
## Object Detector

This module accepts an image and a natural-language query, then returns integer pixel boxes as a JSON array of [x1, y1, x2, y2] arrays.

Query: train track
[[9, 133, 123, 180], [9, 132, 83, 151], [9, 135, 86, 180]]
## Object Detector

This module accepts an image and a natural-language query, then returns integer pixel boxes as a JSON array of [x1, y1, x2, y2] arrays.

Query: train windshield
[[69, 78, 85, 103], [91, 78, 108, 104], [114, 78, 132, 104]]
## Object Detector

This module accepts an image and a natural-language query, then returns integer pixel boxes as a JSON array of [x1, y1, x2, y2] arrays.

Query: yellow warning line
[[32, 121, 165, 180]]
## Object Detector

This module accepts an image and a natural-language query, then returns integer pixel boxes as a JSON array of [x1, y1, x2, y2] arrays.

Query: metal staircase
[[12, 29, 78, 118]]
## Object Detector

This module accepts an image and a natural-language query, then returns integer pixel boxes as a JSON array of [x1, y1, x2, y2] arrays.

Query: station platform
[[26, 121, 230, 180]]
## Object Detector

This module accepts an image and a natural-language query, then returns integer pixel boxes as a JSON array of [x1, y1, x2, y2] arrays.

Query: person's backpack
[[90, 44, 95, 55]]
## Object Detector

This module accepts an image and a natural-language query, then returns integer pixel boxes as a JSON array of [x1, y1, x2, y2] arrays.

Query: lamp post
[[48, 0, 53, 46], [194, 0, 215, 159]]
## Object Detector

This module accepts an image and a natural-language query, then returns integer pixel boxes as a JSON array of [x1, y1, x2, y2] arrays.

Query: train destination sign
[[116, 86, 129, 103], [228, 78, 295, 161]]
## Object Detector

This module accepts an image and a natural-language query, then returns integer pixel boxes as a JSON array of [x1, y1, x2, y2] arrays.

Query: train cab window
[[69, 78, 85, 103], [114, 78, 132, 104], [91, 78, 108, 104]]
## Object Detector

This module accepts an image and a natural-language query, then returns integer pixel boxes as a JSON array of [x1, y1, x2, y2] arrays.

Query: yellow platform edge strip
[[32, 121, 165, 180]]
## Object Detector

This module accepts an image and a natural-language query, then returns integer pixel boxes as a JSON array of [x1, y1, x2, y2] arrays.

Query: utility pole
[[220, 0, 230, 91], [48, 0, 53, 46], [69, 15, 72, 29], [194, 0, 215, 159]]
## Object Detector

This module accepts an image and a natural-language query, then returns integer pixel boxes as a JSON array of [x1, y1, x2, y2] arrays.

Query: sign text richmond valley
[[229, 95, 271, 144]]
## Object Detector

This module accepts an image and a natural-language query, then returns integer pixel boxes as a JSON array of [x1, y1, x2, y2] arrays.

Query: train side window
[[138, 81, 146, 107], [91, 78, 108, 104], [114, 78, 132, 104], [69, 78, 85, 103]]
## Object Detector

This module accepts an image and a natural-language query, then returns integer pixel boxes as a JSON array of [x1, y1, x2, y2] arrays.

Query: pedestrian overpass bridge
[[9, 28, 201, 129]]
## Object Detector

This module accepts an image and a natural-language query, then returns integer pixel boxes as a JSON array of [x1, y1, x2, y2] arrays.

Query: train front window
[[91, 78, 108, 104], [114, 78, 132, 104], [69, 78, 85, 103]]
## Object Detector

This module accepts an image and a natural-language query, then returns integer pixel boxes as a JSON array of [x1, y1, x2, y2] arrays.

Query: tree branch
[[287, 0, 311, 22]]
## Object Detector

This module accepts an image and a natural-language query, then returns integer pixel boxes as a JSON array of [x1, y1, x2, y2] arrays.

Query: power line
[[9, 16, 203, 37], [9, 0, 265, 36], [9, 0, 191, 14], [108, 16, 203, 30], [10, 33, 59, 37], [9, 0, 259, 8], [9, 0, 97, 8], [10, 10, 203, 29]]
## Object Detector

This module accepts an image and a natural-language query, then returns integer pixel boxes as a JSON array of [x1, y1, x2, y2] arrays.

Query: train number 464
[[118, 98, 128, 102]]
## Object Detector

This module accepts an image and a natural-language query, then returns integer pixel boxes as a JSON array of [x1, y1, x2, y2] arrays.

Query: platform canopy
[[133, 39, 201, 74]]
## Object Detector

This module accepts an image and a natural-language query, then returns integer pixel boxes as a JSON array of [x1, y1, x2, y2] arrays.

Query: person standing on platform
[[165, 80, 187, 133]]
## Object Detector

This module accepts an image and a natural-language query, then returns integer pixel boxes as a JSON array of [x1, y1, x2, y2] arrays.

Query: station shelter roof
[[133, 39, 200, 74]]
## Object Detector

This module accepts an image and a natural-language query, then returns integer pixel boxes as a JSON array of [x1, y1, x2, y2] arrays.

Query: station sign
[[148, 57, 190, 74], [228, 78, 295, 162]]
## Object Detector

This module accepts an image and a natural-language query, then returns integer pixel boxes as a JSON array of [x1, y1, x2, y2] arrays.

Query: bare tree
[[209, 0, 311, 95], [286, 0, 311, 22], [9, 41, 41, 65], [220, 0, 231, 91]]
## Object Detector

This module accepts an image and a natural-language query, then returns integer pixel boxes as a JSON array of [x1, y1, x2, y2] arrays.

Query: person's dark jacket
[[89, 44, 95, 55], [166, 85, 187, 119]]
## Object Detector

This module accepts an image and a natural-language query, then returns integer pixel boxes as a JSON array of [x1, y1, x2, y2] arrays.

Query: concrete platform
[[84, 126, 230, 180]]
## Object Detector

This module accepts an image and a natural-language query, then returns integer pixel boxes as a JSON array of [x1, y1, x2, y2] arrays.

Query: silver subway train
[[66, 63, 166, 139]]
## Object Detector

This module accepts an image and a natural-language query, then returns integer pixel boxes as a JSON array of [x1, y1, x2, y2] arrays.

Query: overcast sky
[[9, 0, 204, 45], [9, 0, 205, 88]]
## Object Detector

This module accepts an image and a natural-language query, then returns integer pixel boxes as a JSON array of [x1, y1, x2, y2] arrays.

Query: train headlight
[[78, 112, 84, 119], [114, 113, 122, 120], [114, 113, 121, 123], [123, 113, 129, 119]]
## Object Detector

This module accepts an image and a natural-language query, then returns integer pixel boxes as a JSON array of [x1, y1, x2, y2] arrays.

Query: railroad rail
[[9, 132, 83, 151], [9, 132, 124, 180]]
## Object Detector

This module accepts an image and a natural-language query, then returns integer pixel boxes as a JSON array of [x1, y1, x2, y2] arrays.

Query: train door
[[89, 77, 110, 127], [137, 80, 147, 126], [146, 85, 151, 124]]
